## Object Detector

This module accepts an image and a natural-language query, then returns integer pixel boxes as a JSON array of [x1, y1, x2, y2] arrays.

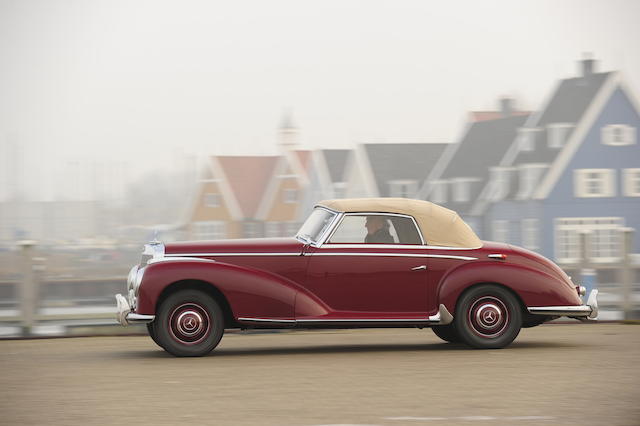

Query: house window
[[489, 167, 512, 201], [517, 128, 539, 152], [555, 217, 624, 263], [547, 123, 573, 148], [265, 222, 280, 237], [283, 188, 298, 203], [602, 124, 636, 146], [389, 180, 418, 198], [492, 220, 509, 243], [430, 181, 447, 204], [623, 169, 640, 196], [193, 221, 226, 240], [204, 193, 220, 207], [574, 169, 615, 197], [452, 179, 471, 203], [285, 222, 299, 236], [517, 164, 548, 199], [244, 222, 261, 238], [521, 219, 539, 250]]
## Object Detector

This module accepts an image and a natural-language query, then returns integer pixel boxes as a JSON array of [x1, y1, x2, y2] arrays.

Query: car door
[[301, 213, 430, 315]]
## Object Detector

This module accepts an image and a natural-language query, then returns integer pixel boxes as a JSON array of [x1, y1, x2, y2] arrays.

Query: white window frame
[[547, 123, 573, 149], [452, 178, 473, 203], [193, 221, 226, 240], [554, 217, 624, 263], [204, 193, 220, 208], [516, 164, 548, 199], [489, 167, 513, 201], [492, 220, 509, 243], [574, 169, 616, 198], [332, 182, 346, 198], [517, 127, 540, 152], [283, 188, 298, 204], [389, 180, 418, 198], [430, 180, 447, 204], [623, 168, 640, 197], [244, 222, 261, 238], [601, 124, 636, 146], [521, 218, 539, 250]]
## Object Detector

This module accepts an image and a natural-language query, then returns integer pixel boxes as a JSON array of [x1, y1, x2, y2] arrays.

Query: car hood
[[164, 238, 304, 256]]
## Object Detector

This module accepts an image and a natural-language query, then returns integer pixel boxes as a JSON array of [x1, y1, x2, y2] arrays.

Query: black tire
[[154, 289, 225, 357], [454, 284, 522, 349], [431, 324, 460, 343], [146, 322, 164, 349]]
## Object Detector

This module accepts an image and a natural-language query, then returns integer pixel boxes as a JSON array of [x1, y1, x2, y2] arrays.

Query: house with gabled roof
[[419, 98, 530, 235], [185, 113, 312, 240], [344, 142, 448, 199], [475, 57, 640, 268]]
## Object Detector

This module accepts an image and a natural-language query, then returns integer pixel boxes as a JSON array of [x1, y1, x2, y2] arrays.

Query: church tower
[[278, 109, 299, 150]]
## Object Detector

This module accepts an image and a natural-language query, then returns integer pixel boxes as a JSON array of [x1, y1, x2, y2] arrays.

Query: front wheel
[[155, 289, 225, 357], [454, 284, 522, 349]]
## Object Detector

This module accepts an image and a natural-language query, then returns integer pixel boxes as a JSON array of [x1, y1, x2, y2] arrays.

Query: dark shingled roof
[[321, 149, 351, 183], [439, 114, 530, 211], [364, 143, 448, 196], [513, 71, 612, 165]]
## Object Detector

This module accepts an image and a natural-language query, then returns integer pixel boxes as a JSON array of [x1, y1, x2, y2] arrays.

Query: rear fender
[[436, 261, 582, 314], [136, 259, 315, 319]]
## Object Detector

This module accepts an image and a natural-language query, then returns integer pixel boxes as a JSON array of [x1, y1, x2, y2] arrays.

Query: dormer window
[[333, 182, 346, 198], [452, 178, 473, 203], [517, 164, 548, 199], [547, 123, 574, 148], [204, 193, 220, 207], [517, 128, 540, 152], [602, 124, 636, 146], [489, 167, 513, 201], [430, 180, 447, 204], [283, 188, 298, 203], [389, 180, 418, 198]]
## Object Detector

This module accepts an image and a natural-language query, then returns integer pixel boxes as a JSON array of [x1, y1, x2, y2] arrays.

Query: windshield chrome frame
[[295, 205, 342, 247]]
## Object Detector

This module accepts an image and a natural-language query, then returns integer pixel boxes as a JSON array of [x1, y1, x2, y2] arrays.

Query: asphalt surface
[[1, 324, 639, 426]]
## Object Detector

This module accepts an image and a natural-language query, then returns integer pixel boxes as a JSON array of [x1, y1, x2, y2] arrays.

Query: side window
[[328, 214, 422, 245]]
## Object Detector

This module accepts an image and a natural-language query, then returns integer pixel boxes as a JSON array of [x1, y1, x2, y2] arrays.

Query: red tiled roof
[[293, 149, 312, 173], [216, 156, 279, 218]]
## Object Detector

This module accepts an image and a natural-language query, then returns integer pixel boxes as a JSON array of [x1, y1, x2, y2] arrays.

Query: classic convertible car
[[116, 198, 598, 356]]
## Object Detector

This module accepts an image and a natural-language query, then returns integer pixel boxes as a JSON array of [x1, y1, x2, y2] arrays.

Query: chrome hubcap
[[169, 303, 211, 345], [468, 296, 509, 338]]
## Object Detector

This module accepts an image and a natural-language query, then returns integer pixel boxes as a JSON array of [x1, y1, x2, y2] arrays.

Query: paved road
[[1, 324, 639, 426]]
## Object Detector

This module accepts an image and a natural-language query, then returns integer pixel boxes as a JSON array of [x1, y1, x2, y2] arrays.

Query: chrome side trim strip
[[148, 256, 217, 264], [164, 252, 301, 257], [237, 304, 454, 326], [321, 243, 480, 250], [127, 313, 156, 323], [308, 252, 477, 261], [237, 317, 296, 323]]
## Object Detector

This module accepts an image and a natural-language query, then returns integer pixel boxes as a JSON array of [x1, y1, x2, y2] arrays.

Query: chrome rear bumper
[[115, 293, 155, 326], [527, 289, 598, 320]]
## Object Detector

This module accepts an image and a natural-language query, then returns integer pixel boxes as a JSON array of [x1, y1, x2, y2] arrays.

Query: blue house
[[474, 58, 640, 269]]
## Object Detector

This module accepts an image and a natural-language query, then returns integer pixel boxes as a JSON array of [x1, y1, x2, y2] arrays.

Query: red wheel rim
[[168, 303, 211, 345], [467, 296, 509, 338]]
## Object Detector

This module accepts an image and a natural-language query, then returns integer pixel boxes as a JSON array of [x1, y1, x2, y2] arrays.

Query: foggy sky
[[1, 0, 639, 201]]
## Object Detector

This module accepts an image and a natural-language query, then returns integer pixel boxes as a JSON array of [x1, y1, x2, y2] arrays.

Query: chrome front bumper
[[115, 294, 155, 326], [527, 289, 599, 320]]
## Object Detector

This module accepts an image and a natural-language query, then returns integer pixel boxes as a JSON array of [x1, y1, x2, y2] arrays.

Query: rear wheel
[[155, 289, 224, 357], [431, 324, 460, 343], [455, 284, 522, 349]]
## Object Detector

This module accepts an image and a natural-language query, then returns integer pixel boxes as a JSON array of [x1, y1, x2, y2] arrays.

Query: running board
[[238, 304, 454, 326]]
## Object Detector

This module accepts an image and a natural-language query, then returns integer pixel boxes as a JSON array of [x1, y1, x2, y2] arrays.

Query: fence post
[[18, 240, 38, 336], [619, 227, 635, 320]]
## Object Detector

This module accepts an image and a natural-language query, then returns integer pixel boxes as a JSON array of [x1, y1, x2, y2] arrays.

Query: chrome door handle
[[411, 265, 427, 271]]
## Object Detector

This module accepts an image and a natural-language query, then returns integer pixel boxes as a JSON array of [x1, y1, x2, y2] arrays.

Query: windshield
[[296, 208, 338, 244]]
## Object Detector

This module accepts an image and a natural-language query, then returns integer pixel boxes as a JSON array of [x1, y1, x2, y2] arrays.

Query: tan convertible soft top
[[318, 198, 482, 248]]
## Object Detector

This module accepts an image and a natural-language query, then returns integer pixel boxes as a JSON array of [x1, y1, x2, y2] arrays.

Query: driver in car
[[364, 216, 394, 244]]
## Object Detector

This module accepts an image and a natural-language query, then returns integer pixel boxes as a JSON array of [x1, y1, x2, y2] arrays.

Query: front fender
[[437, 261, 582, 314], [136, 259, 304, 319]]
